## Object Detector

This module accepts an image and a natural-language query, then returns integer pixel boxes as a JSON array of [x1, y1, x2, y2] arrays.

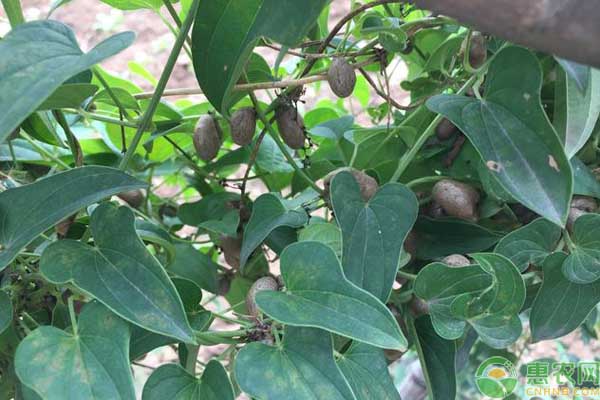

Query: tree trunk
[[415, 0, 600, 67]]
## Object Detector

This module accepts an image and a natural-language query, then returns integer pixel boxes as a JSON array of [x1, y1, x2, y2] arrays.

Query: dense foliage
[[1, 0, 600, 399]]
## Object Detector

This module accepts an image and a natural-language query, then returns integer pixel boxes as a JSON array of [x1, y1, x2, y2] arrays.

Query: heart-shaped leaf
[[331, 171, 418, 301], [142, 361, 234, 400], [572, 157, 600, 198], [0, 166, 145, 271], [0, 291, 12, 334], [299, 222, 342, 259], [0, 20, 134, 142], [337, 341, 400, 400], [495, 218, 561, 272], [167, 243, 220, 294], [414, 253, 525, 348], [414, 217, 502, 259], [256, 241, 407, 350], [555, 64, 600, 158], [191, 0, 328, 112], [240, 193, 308, 268], [38, 83, 98, 110], [562, 213, 600, 283], [411, 315, 456, 400], [530, 252, 600, 342], [235, 326, 356, 400], [40, 203, 195, 343], [427, 46, 572, 226], [15, 302, 135, 400]]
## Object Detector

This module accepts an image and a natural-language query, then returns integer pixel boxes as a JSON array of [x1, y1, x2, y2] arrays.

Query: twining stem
[[249, 93, 324, 195], [160, 0, 193, 50], [20, 132, 71, 169], [63, 109, 138, 128], [133, 57, 377, 100], [92, 68, 132, 120], [389, 75, 478, 182], [1, 0, 25, 27], [119, 0, 200, 170], [397, 270, 417, 281]]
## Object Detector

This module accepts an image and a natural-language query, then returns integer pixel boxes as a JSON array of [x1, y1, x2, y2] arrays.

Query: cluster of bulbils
[[192, 57, 357, 159]]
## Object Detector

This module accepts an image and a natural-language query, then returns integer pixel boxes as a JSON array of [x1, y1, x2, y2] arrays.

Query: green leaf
[[556, 58, 589, 92], [562, 213, 600, 283], [495, 218, 561, 272], [256, 241, 406, 350], [168, 243, 220, 294], [37, 83, 98, 110], [412, 315, 456, 400], [427, 47, 572, 226], [337, 341, 400, 400], [330, 171, 418, 301], [0, 166, 145, 271], [556, 65, 600, 158], [15, 302, 135, 400], [572, 157, 600, 198], [178, 192, 240, 226], [142, 360, 234, 400], [414, 253, 525, 348], [414, 217, 502, 259], [191, 0, 328, 112], [298, 222, 342, 259], [40, 203, 195, 343], [0, 20, 134, 143], [240, 193, 308, 268], [531, 252, 600, 342], [0, 291, 12, 334], [235, 326, 356, 400], [135, 219, 176, 266]]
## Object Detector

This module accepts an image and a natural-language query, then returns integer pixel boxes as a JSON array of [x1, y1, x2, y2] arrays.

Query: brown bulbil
[[327, 58, 356, 98], [567, 195, 598, 231], [403, 230, 418, 261], [468, 32, 487, 68], [409, 297, 430, 317], [442, 254, 470, 267], [117, 189, 144, 209], [436, 118, 457, 140], [230, 107, 256, 146], [220, 235, 242, 269], [431, 179, 479, 221], [275, 105, 305, 149], [246, 276, 279, 317], [193, 114, 223, 161], [323, 167, 379, 202], [571, 195, 597, 212]]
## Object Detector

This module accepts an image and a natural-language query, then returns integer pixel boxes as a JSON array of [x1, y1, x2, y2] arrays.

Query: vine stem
[[20, 132, 71, 169], [397, 270, 417, 281], [133, 57, 377, 100], [249, 93, 324, 195], [119, 0, 200, 170], [300, 0, 401, 77], [184, 344, 200, 375]]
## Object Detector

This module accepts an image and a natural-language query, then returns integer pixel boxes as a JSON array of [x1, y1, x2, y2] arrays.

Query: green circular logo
[[475, 356, 518, 398]]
